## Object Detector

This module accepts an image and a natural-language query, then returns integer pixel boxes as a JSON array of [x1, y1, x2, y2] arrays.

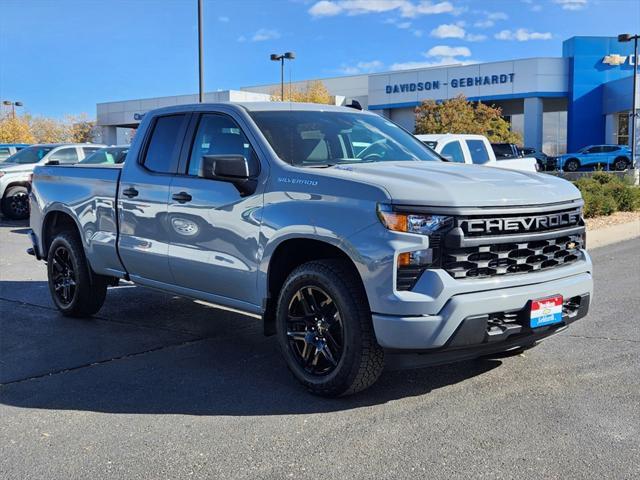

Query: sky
[[1, 0, 639, 118]]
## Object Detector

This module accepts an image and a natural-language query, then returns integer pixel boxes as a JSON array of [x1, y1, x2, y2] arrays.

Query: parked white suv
[[415, 134, 538, 173], [0, 143, 105, 219]]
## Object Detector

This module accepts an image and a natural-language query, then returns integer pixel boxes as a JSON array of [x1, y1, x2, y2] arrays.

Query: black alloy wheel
[[51, 245, 77, 306], [1, 186, 30, 219], [613, 157, 629, 171], [286, 286, 344, 376], [564, 158, 580, 172]]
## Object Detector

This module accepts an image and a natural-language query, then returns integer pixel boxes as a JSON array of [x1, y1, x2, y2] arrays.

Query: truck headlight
[[377, 204, 452, 235]]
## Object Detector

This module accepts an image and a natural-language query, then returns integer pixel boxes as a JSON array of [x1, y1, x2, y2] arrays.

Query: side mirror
[[441, 154, 454, 162], [45, 159, 60, 166], [199, 154, 260, 196]]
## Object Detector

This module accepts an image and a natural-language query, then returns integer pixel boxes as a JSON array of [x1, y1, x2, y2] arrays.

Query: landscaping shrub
[[573, 173, 640, 217]]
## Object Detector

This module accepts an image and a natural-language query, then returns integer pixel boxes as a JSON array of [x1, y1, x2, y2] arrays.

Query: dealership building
[[97, 36, 639, 156]]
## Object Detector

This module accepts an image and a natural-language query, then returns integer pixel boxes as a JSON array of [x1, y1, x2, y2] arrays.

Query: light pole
[[270, 52, 295, 100], [197, 0, 204, 103], [2, 100, 23, 118], [618, 33, 639, 185]]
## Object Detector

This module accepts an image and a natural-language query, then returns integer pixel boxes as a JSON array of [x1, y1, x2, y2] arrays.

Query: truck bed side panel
[[31, 165, 126, 277]]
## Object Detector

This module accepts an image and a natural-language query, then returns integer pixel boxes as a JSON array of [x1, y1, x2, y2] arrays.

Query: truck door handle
[[122, 187, 139, 198], [172, 191, 192, 203]]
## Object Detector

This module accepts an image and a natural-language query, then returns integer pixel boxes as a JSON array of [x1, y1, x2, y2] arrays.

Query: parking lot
[[0, 217, 638, 479]]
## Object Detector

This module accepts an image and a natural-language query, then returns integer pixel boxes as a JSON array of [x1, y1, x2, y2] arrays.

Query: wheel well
[[42, 211, 81, 258], [614, 156, 629, 162], [2, 181, 31, 197], [263, 238, 363, 335], [566, 157, 580, 163]]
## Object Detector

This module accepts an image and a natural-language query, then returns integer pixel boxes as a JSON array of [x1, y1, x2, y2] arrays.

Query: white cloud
[[390, 44, 474, 70], [474, 19, 494, 28], [431, 22, 465, 38], [237, 35, 246, 42], [338, 60, 384, 74], [466, 33, 487, 42], [426, 45, 471, 57], [309, 0, 343, 16], [474, 10, 507, 28], [397, 21, 412, 28], [218, 16, 230, 22], [554, 0, 587, 10], [251, 29, 281, 42], [308, 0, 456, 18], [495, 28, 552, 41]]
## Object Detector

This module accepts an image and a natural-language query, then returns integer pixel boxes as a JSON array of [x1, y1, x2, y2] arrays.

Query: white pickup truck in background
[[415, 134, 539, 173]]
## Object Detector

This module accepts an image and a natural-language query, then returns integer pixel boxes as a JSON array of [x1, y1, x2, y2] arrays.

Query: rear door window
[[440, 141, 465, 163], [0, 147, 11, 161], [466, 140, 491, 165], [49, 147, 79, 164], [143, 114, 188, 173]]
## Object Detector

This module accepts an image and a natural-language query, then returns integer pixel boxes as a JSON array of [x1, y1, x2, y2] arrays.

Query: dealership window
[[542, 110, 567, 156], [617, 112, 629, 146]]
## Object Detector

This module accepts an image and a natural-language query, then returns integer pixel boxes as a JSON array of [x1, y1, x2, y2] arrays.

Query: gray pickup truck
[[28, 102, 593, 396]]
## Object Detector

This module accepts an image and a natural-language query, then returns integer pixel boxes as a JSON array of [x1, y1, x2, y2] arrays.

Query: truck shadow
[[0, 280, 502, 416]]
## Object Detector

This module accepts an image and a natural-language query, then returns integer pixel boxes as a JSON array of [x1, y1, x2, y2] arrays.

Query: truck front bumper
[[372, 270, 592, 352]]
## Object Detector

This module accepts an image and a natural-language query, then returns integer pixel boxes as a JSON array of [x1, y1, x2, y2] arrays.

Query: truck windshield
[[250, 110, 441, 166], [3, 146, 54, 164]]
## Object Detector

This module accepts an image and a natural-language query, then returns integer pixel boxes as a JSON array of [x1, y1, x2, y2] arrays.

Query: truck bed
[[30, 164, 125, 276]]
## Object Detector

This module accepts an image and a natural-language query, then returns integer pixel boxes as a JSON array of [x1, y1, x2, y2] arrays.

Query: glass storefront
[[542, 111, 568, 156], [616, 112, 629, 146]]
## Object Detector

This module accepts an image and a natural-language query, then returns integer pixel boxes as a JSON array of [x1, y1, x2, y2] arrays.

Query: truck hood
[[0, 163, 35, 174], [327, 161, 581, 207]]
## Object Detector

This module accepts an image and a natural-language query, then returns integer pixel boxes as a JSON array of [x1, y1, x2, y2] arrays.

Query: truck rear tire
[[613, 156, 629, 171], [46, 231, 108, 317], [1, 185, 30, 220], [276, 259, 384, 396]]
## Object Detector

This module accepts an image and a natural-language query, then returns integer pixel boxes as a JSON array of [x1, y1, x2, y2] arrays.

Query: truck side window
[[143, 114, 187, 173], [466, 140, 490, 165], [187, 114, 254, 176], [440, 141, 465, 163], [49, 148, 79, 164]]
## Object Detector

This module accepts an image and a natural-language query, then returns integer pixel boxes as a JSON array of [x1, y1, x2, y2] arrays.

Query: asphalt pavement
[[0, 218, 638, 479]]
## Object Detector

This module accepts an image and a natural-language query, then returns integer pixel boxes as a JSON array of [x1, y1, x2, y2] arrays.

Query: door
[[166, 112, 264, 307], [582, 146, 604, 167], [118, 113, 190, 284]]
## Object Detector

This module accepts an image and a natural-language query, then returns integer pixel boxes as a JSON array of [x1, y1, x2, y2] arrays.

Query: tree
[[0, 113, 35, 143], [272, 80, 333, 104], [414, 95, 522, 144], [30, 116, 69, 143], [66, 114, 96, 143]]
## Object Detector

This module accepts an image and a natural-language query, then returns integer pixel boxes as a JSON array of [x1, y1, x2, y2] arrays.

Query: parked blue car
[[558, 145, 632, 172]]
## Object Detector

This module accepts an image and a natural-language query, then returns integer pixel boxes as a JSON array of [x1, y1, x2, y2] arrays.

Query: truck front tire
[[276, 259, 384, 396], [1, 185, 30, 220], [46, 231, 108, 317]]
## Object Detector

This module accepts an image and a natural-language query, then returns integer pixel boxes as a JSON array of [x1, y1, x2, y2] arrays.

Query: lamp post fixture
[[618, 33, 639, 185], [197, 0, 204, 103], [2, 100, 23, 118], [270, 52, 295, 101]]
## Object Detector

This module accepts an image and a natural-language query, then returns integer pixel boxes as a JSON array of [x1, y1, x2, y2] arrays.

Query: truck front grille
[[443, 233, 583, 279]]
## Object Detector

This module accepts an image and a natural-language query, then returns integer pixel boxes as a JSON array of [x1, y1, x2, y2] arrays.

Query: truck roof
[[149, 101, 373, 116], [414, 133, 488, 142]]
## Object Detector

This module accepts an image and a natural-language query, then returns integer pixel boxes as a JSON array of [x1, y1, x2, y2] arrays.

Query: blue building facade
[[564, 36, 638, 152]]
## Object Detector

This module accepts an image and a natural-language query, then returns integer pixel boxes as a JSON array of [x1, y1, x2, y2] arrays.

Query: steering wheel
[[356, 139, 387, 161]]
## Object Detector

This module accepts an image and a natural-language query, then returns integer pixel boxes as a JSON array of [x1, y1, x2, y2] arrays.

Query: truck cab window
[[143, 114, 187, 173], [187, 114, 254, 176], [49, 148, 79, 164], [440, 141, 465, 163], [466, 140, 490, 165]]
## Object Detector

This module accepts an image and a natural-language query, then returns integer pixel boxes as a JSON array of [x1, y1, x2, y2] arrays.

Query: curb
[[588, 220, 640, 249]]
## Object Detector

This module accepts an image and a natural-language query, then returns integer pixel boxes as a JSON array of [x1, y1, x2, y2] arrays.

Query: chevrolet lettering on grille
[[460, 210, 581, 235]]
